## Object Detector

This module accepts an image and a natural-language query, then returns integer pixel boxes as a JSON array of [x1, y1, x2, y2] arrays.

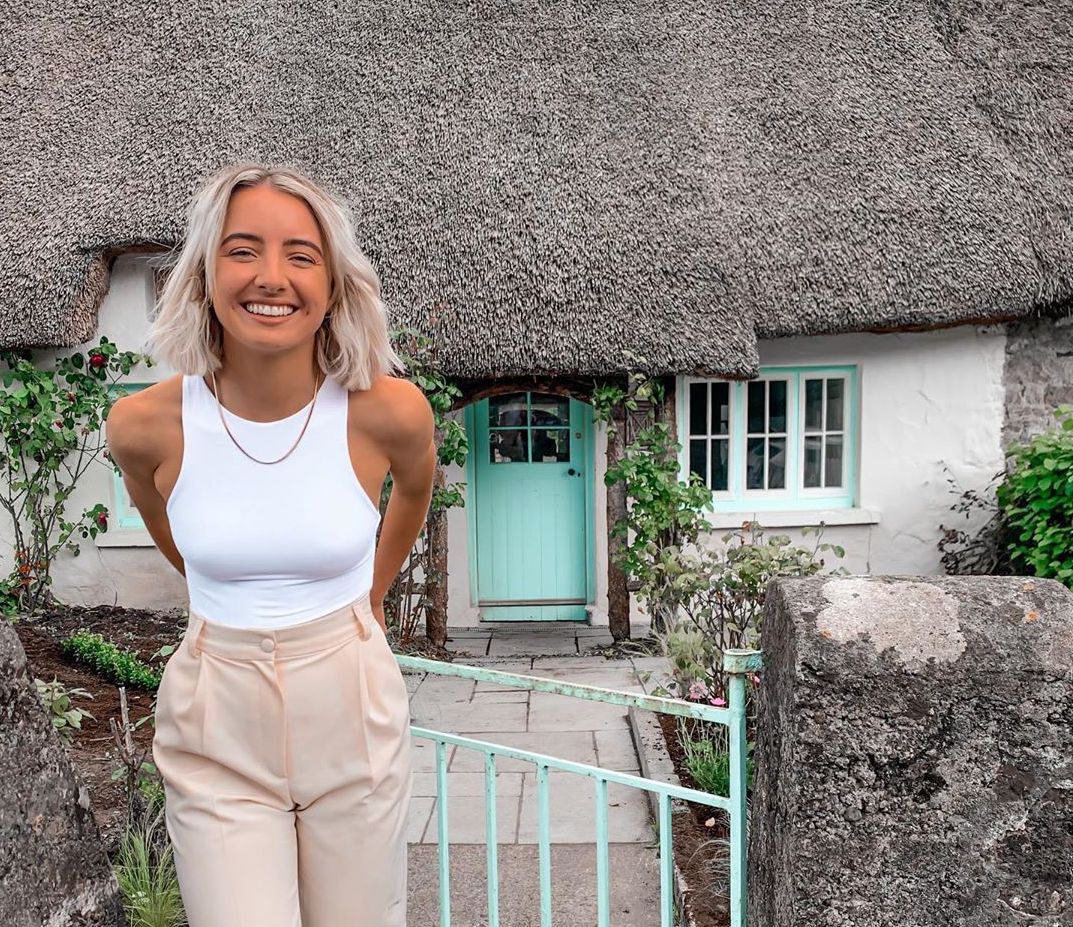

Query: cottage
[[5, 3, 1071, 632]]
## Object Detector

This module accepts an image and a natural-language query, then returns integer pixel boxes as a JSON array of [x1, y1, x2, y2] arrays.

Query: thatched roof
[[4, 2, 1071, 379]]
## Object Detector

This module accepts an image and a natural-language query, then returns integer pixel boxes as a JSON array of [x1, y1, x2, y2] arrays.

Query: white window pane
[[712, 438, 729, 491], [689, 383, 708, 436], [825, 435, 844, 488], [769, 380, 787, 433], [826, 379, 845, 431], [805, 379, 823, 431], [689, 438, 708, 485], [711, 382, 730, 436], [747, 382, 765, 433], [746, 437, 765, 489], [804, 435, 823, 487], [768, 436, 786, 489]]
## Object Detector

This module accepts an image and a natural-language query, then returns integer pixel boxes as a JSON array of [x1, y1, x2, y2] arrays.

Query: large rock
[[0, 620, 127, 926], [750, 575, 1073, 927]]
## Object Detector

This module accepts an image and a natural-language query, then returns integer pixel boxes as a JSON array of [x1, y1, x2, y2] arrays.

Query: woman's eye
[[291, 254, 316, 264]]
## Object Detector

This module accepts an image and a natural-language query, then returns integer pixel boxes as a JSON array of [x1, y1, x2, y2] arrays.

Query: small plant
[[0, 338, 150, 611], [998, 405, 1073, 585], [34, 676, 95, 743], [114, 796, 187, 927], [651, 522, 841, 701], [60, 630, 161, 690], [938, 466, 1013, 576], [677, 724, 755, 799]]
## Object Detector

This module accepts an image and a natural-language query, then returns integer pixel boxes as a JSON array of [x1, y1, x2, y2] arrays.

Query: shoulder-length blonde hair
[[148, 162, 404, 391]]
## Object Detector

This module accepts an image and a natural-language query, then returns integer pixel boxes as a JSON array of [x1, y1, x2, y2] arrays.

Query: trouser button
[[260, 638, 275, 653]]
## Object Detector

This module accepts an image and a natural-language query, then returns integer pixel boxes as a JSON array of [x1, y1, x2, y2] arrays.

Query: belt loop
[[351, 602, 372, 641]]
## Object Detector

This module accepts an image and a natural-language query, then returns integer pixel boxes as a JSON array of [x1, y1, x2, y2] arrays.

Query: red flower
[[96, 512, 108, 528], [66, 391, 76, 401], [89, 353, 106, 368]]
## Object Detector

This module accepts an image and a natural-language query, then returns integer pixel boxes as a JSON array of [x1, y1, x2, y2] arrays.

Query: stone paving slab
[[487, 634, 579, 657], [421, 791, 521, 843], [517, 771, 654, 844], [448, 731, 599, 773], [413, 699, 530, 733], [412, 770, 526, 799]]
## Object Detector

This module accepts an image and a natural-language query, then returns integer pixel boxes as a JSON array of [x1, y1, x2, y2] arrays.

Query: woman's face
[[210, 183, 331, 358]]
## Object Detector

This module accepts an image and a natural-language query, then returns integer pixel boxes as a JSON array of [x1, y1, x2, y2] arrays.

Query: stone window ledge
[[94, 528, 155, 548], [704, 508, 880, 531]]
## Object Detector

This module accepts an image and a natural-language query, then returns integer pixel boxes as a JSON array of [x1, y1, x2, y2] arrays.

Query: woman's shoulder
[[106, 375, 184, 453], [346, 374, 433, 445]]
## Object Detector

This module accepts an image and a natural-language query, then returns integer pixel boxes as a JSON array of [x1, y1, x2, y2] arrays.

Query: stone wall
[[748, 575, 1073, 927], [0, 622, 127, 926], [1004, 314, 1073, 448]]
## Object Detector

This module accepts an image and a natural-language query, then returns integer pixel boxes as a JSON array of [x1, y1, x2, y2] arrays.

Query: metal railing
[[395, 648, 763, 927]]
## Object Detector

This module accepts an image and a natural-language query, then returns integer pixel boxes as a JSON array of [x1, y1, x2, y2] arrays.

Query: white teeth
[[244, 303, 297, 317]]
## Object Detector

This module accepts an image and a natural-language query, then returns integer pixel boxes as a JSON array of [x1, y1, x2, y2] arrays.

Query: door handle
[[567, 468, 577, 476]]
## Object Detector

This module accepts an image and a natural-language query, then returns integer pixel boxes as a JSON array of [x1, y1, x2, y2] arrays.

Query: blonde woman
[[107, 163, 434, 927]]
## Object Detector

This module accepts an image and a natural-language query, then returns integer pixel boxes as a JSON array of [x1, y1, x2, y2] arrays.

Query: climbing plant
[[0, 339, 149, 614], [383, 327, 468, 643]]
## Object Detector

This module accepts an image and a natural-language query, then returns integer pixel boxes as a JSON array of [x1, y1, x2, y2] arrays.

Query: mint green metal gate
[[394, 649, 763, 927]]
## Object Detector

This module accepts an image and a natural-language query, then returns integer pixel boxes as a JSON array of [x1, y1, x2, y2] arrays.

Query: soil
[[13, 603, 188, 857], [657, 712, 732, 927]]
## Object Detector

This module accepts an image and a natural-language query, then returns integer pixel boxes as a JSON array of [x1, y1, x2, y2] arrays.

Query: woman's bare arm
[[365, 377, 436, 629], [105, 391, 187, 576]]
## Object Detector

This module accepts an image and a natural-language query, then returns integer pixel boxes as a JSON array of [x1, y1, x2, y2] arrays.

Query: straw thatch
[[3, 1, 1070, 378]]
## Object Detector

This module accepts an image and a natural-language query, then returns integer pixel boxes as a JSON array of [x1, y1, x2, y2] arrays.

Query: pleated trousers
[[152, 593, 413, 927]]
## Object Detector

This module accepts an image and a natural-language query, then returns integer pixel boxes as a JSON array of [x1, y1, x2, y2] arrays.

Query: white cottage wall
[[694, 327, 1008, 575]]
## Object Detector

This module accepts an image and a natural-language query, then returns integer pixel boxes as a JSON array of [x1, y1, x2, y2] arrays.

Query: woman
[[107, 163, 435, 927]]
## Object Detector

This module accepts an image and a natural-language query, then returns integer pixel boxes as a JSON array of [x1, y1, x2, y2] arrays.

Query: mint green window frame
[[678, 366, 860, 513], [106, 383, 151, 529]]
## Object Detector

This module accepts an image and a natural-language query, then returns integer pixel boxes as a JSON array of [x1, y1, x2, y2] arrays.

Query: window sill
[[94, 528, 155, 548], [703, 508, 880, 530]]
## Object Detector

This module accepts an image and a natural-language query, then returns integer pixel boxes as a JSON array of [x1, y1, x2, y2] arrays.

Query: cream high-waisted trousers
[[152, 594, 413, 927]]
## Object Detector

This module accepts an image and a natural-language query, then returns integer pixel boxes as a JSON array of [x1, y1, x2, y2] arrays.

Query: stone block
[[750, 575, 1073, 927], [0, 621, 128, 926]]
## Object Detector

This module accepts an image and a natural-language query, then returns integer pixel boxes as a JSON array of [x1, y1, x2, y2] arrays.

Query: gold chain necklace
[[210, 370, 323, 465]]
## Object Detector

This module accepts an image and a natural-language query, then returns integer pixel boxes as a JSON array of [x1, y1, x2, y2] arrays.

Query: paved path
[[401, 621, 675, 925]]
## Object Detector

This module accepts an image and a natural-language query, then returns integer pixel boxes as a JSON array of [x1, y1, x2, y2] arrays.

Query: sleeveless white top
[[166, 374, 381, 629]]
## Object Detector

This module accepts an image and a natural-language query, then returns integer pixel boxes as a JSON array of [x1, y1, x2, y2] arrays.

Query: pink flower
[[709, 697, 727, 707], [687, 680, 709, 701]]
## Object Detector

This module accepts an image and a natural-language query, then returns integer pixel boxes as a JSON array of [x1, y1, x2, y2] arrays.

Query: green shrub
[[60, 630, 161, 690], [998, 405, 1073, 585], [34, 676, 95, 743]]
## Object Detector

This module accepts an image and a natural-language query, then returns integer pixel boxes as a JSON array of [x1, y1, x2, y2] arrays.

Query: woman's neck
[[210, 347, 322, 423]]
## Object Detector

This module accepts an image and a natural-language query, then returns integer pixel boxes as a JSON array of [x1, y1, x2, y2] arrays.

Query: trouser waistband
[[184, 594, 377, 662]]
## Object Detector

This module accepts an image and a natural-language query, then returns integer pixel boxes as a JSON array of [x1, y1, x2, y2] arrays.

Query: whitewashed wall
[[693, 327, 1008, 577]]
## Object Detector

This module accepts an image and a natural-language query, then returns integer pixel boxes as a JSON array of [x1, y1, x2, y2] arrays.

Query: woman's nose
[[254, 252, 288, 291]]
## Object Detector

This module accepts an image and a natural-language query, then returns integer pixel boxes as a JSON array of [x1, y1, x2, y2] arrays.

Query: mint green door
[[468, 392, 593, 621]]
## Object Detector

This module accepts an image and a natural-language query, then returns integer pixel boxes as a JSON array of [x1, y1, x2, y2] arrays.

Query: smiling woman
[[103, 163, 435, 927]]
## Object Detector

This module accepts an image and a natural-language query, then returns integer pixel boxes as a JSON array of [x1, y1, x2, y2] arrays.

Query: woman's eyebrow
[[220, 232, 323, 256]]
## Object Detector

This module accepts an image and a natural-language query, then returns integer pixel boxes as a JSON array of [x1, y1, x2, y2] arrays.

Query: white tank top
[[165, 374, 381, 629]]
